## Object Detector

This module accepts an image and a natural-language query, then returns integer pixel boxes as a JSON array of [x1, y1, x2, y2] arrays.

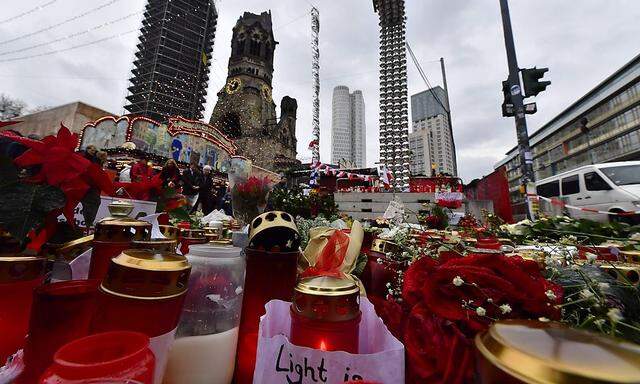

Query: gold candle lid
[[101, 249, 191, 299], [0, 255, 46, 283], [131, 239, 177, 252], [371, 238, 400, 255], [94, 201, 151, 242], [475, 320, 640, 383], [180, 228, 205, 239], [293, 276, 360, 322], [159, 225, 179, 240]]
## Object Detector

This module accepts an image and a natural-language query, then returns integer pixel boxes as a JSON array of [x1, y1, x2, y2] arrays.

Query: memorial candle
[[0, 255, 46, 363], [89, 200, 151, 279], [39, 331, 154, 384], [91, 250, 191, 384], [290, 276, 361, 354]]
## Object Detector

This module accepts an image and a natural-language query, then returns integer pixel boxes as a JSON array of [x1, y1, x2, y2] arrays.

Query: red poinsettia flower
[[2, 125, 114, 223]]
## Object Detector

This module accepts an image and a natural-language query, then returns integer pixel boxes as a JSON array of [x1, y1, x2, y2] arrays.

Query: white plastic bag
[[253, 297, 404, 384]]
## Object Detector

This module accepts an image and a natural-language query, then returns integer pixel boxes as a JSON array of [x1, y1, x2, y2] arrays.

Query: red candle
[[361, 251, 405, 299], [290, 276, 361, 353], [0, 256, 46, 362], [91, 249, 191, 384], [39, 331, 154, 384], [18, 280, 99, 383], [89, 202, 151, 279], [476, 237, 502, 251], [178, 229, 207, 255], [236, 249, 299, 384]]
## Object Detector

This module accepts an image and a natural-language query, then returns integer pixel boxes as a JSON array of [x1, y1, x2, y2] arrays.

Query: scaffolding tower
[[373, 0, 409, 189], [124, 0, 218, 122]]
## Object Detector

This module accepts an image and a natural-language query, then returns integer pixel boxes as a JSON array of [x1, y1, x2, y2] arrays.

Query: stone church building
[[209, 11, 298, 171]]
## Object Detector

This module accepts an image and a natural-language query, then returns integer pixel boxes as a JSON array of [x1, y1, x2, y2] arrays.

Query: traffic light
[[501, 80, 515, 117], [521, 67, 550, 97]]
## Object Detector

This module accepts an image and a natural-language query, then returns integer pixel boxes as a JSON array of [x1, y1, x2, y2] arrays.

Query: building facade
[[410, 87, 456, 175], [124, 0, 218, 122], [496, 54, 640, 218], [209, 11, 297, 171], [331, 86, 366, 167], [4, 102, 112, 139], [411, 86, 447, 122]]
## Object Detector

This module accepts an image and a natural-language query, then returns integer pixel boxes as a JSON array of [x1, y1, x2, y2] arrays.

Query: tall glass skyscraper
[[124, 0, 218, 122], [331, 86, 366, 168]]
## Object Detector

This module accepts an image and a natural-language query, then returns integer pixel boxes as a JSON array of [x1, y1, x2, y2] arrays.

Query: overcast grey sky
[[1, 0, 639, 180]]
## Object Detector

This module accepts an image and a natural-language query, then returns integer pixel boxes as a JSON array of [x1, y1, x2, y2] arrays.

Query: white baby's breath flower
[[487, 298, 493, 303], [585, 252, 598, 263], [598, 282, 610, 290], [545, 290, 557, 301], [538, 317, 550, 322], [452, 276, 464, 287], [607, 308, 624, 322], [476, 307, 486, 316], [499, 304, 512, 314], [594, 319, 606, 327], [580, 289, 595, 300]]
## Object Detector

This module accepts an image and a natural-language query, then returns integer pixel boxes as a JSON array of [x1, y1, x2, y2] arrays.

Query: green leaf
[[81, 188, 101, 226], [0, 155, 18, 187], [0, 182, 66, 242]]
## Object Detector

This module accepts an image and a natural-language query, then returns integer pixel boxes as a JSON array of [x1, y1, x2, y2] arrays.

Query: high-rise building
[[410, 114, 454, 175], [411, 86, 447, 122], [331, 86, 366, 168], [208, 11, 298, 171], [124, 0, 218, 122], [410, 87, 457, 175], [373, 0, 410, 189]]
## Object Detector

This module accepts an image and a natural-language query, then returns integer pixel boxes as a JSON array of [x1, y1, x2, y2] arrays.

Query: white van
[[535, 161, 640, 223]]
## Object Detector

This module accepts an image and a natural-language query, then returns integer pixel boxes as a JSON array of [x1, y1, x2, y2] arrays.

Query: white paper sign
[[59, 197, 157, 227], [253, 298, 405, 384]]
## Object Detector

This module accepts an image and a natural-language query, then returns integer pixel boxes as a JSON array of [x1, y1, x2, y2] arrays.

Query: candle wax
[[163, 327, 239, 384]]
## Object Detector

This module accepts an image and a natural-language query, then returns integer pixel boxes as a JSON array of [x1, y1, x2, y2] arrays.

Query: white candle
[[163, 327, 239, 384]]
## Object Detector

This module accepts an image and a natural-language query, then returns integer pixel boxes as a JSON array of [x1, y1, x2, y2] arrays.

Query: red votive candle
[[0, 255, 46, 363], [178, 229, 206, 255], [91, 249, 191, 384], [18, 280, 99, 383], [39, 331, 154, 384], [236, 248, 299, 384], [89, 201, 151, 280], [476, 237, 502, 251], [290, 276, 361, 353]]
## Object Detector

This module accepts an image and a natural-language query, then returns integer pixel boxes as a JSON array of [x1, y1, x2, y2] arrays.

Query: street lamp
[[580, 117, 595, 164]]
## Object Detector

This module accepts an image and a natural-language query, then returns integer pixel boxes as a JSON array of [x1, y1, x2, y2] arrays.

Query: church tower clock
[[209, 11, 298, 171]]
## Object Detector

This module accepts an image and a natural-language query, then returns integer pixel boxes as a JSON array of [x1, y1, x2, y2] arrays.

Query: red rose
[[405, 253, 562, 334], [403, 304, 474, 384], [369, 295, 407, 340]]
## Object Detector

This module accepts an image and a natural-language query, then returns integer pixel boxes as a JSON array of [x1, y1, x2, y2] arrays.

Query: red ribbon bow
[[301, 229, 351, 279]]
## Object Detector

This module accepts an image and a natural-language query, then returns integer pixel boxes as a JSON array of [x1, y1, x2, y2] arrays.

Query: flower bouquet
[[230, 176, 272, 226]]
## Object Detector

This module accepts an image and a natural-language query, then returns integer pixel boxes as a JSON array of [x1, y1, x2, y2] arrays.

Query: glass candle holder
[[0, 255, 46, 363], [39, 331, 154, 384], [235, 248, 299, 384], [18, 280, 99, 384], [290, 276, 361, 353], [164, 244, 245, 384], [91, 250, 191, 384], [89, 203, 151, 280]]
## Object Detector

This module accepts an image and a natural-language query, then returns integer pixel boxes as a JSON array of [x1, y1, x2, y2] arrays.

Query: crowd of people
[[83, 145, 230, 215]]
